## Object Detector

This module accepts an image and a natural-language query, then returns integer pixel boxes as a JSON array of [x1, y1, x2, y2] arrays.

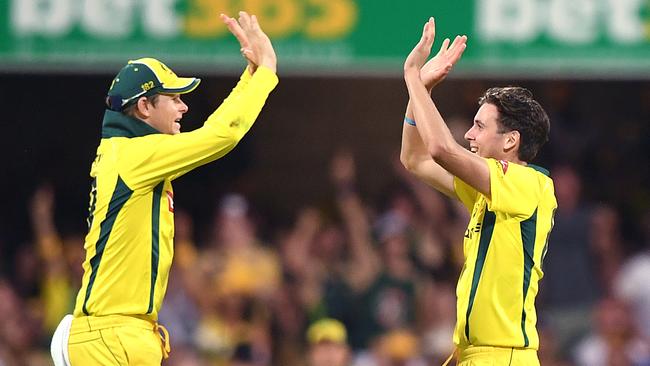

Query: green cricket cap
[[106, 57, 201, 111]]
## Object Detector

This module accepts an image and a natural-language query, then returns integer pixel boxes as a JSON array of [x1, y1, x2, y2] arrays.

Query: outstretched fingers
[[251, 15, 262, 32], [436, 38, 451, 56], [419, 17, 436, 51], [448, 35, 468, 65], [238, 11, 251, 30], [221, 13, 249, 49], [231, 11, 277, 73]]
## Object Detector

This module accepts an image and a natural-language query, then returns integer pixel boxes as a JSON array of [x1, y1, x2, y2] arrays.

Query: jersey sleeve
[[119, 66, 278, 188], [486, 159, 539, 217], [453, 176, 479, 212]]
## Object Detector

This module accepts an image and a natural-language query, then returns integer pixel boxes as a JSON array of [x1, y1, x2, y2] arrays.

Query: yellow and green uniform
[[452, 159, 556, 354], [72, 66, 278, 321]]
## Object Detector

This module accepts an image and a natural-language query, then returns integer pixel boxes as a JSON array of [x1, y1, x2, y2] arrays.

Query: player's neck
[[492, 152, 525, 166]]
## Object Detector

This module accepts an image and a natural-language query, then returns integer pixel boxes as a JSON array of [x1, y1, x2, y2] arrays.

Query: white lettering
[[548, 0, 597, 44], [81, 0, 134, 38], [143, 0, 180, 38], [607, 0, 644, 43], [11, 0, 74, 36], [477, 0, 538, 42]]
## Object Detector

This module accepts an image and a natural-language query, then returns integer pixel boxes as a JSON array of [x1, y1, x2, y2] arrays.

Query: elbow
[[427, 140, 454, 161], [400, 150, 417, 173], [426, 143, 444, 161], [399, 150, 409, 169], [223, 126, 246, 146], [220, 133, 240, 150]]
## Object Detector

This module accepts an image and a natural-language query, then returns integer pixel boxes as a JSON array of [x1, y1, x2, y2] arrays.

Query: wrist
[[259, 57, 277, 74], [404, 67, 419, 79], [260, 64, 276, 74]]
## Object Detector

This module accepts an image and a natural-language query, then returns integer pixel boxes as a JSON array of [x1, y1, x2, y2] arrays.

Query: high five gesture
[[221, 11, 277, 74]]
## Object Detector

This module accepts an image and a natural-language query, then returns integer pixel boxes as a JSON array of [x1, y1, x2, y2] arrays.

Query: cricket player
[[400, 18, 556, 365], [50, 11, 278, 365]]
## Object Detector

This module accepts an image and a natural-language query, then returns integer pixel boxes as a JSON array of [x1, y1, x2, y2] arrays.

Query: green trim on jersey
[[101, 110, 160, 138], [520, 208, 538, 347], [83, 176, 133, 315], [527, 164, 550, 177], [74, 66, 279, 321], [147, 182, 164, 314], [465, 207, 496, 340], [452, 159, 557, 350]]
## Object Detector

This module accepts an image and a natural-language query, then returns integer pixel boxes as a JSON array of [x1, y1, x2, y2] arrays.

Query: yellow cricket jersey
[[452, 158, 557, 350], [73, 67, 278, 321]]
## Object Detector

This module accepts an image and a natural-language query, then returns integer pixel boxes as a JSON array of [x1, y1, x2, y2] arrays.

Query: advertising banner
[[1, 0, 649, 76]]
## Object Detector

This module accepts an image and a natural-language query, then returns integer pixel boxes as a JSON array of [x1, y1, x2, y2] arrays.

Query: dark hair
[[478, 86, 550, 162], [123, 94, 161, 117]]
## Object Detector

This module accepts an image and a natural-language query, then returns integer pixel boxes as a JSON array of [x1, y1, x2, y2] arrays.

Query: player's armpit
[[402, 157, 457, 199], [433, 143, 491, 199]]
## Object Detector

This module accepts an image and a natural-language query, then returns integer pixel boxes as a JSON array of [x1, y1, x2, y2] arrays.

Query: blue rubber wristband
[[404, 117, 416, 126]]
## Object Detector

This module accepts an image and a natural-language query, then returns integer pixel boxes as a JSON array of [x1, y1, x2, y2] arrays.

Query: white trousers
[[50, 314, 74, 366]]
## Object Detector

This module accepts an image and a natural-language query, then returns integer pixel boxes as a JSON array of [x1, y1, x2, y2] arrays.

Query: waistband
[[70, 314, 171, 359], [71, 314, 156, 334], [459, 345, 536, 358]]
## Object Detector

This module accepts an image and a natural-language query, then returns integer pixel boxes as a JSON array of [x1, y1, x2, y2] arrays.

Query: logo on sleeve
[[499, 160, 509, 174], [166, 191, 174, 212]]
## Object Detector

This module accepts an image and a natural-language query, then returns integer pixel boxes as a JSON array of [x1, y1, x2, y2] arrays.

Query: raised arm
[[121, 12, 279, 187], [401, 102, 456, 198], [331, 151, 380, 292], [400, 30, 468, 198], [403, 18, 491, 198], [30, 185, 65, 271]]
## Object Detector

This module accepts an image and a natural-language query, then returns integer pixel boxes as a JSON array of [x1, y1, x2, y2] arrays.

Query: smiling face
[[464, 103, 519, 161], [141, 94, 188, 135], [465, 103, 506, 159]]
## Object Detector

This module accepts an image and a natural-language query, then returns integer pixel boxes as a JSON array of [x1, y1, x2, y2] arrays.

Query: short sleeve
[[453, 176, 478, 212], [486, 159, 539, 216]]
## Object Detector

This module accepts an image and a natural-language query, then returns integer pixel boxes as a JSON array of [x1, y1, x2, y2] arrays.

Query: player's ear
[[135, 97, 151, 118], [504, 130, 519, 150]]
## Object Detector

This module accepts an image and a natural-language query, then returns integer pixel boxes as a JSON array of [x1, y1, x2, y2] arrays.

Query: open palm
[[421, 34, 467, 89], [221, 12, 277, 73]]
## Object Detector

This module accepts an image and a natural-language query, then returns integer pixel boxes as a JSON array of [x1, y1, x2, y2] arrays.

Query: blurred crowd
[[1, 147, 649, 366], [1, 82, 650, 366]]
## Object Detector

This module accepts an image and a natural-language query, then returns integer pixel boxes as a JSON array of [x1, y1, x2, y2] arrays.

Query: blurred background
[[1, 0, 650, 365]]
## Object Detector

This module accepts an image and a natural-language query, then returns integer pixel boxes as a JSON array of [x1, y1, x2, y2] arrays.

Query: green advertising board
[[1, 0, 650, 77]]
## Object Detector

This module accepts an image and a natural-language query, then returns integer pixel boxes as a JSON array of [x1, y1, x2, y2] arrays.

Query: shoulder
[[486, 158, 545, 184]]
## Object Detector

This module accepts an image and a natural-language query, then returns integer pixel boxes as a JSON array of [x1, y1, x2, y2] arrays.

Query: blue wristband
[[404, 117, 416, 126]]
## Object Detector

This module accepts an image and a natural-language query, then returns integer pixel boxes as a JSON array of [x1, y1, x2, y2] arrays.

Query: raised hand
[[220, 12, 277, 73], [420, 34, 467, 90], [404, 17, 436, 74], [31, 184, 54, 219], [331, 150, 356, 187]]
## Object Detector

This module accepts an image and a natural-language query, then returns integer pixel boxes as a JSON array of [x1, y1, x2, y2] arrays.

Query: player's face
[[147, 94, 188, 135], [464, 103, 508, 159], [308, 342, 350, 366]]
